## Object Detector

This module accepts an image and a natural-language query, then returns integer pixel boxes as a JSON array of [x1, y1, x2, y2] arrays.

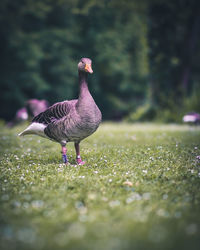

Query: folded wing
[[33, 100, 76, 125]]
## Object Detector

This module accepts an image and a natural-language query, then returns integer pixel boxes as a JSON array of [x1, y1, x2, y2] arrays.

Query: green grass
[[0, 122, 200, 250]]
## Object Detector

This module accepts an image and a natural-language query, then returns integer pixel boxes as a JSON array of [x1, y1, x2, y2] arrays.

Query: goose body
[[19, 58, 102, 165]]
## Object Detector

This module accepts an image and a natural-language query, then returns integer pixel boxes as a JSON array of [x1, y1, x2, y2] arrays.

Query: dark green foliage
[[125, 103, 157, 122], [0, 0, 200, 121], [0, 0, 149, 121], [148, 0, 200, 119]]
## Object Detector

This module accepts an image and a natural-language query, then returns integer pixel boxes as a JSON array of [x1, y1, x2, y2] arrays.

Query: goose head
[[78, 58, 93, 74]]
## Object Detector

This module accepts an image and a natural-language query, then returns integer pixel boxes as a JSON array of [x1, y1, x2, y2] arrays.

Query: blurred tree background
[[0, 0, 199, 122]]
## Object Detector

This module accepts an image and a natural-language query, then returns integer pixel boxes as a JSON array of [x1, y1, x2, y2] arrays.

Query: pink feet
[[74, 143, 85, 165], [61, 144, 85, 165], [62, 146, 68, 164], [76, 157, 85, 165]]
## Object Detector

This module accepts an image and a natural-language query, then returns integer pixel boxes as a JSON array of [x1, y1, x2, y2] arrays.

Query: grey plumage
[[33, 98, 101, 144], [19, 58, 101, 164]]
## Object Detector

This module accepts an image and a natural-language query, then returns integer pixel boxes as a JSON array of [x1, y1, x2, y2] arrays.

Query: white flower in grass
[[14, 155, 19, 160], [57, 167, 63, 172], [142, 170, 148, 174]]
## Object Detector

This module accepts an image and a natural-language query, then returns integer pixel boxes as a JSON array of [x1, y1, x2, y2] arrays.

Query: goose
[[26, 99, 49, 118], [7, 99, 49, 127], [7, 107, 28, 127], [19, 58, 102, 165]]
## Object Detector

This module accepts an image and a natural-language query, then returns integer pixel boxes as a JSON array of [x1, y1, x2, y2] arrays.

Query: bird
[[26, 99, 49, 118], [183, 112, 200, 125], [7, 107, 28, 127], [7, 99, 49, 127], [19, 58, 102, 165]]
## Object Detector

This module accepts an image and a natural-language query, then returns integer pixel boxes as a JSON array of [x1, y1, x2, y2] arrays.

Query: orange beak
[[85, 64, 93, 74]]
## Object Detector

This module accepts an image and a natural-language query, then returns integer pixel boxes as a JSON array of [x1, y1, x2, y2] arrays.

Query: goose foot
[[76, 158, 85, 165], [74, 142, 85, 165], [62, 155, 68, 164], [61, 146, 68, 164]]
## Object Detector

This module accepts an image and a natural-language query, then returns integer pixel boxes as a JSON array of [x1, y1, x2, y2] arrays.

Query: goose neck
[[77, 71, 94, 110], [79, 71, 88, 86], [78, 71, 90, 95]]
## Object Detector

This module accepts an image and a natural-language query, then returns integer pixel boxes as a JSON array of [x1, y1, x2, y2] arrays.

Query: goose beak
[[85, 64, 93, 74]]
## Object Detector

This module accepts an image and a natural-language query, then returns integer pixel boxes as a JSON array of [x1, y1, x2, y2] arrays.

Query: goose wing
[[32, 100, 77, 125]]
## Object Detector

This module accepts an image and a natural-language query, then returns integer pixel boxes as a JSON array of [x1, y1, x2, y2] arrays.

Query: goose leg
[[74, 142, 85, 165], [61, 145, 68, 164]]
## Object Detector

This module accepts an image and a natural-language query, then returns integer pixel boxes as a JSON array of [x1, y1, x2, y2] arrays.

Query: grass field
[[0, 122, 200, 250]]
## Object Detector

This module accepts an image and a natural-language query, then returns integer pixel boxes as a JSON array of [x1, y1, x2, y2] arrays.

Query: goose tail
[[18, 122, 47, 137], [18, 129, 32, 137]]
